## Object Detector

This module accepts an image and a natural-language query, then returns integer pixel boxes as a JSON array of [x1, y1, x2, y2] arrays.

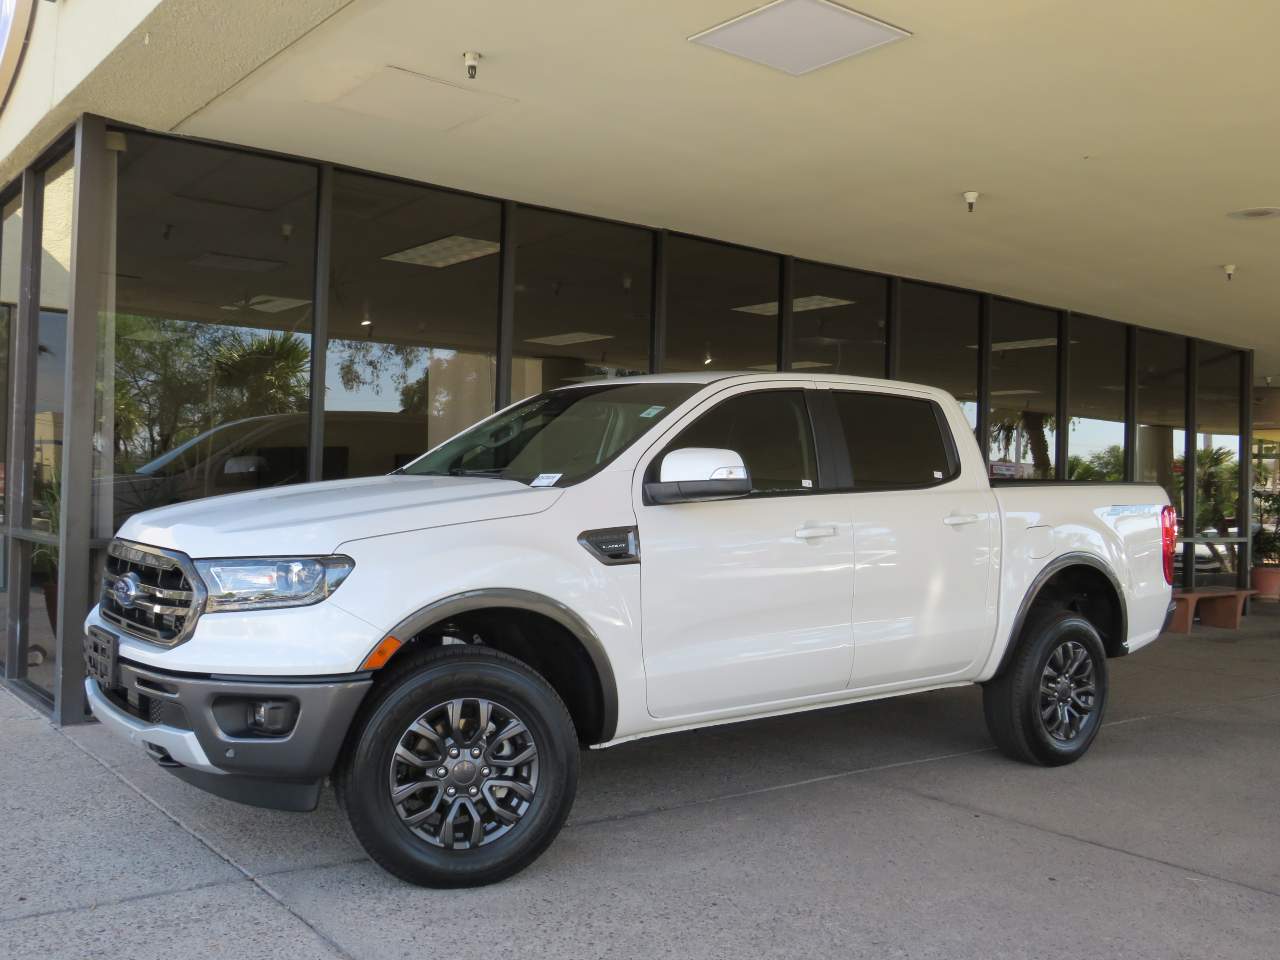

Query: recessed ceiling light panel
[[733, 294, 855, 316], [690, 0, 910, 76], [384, 235, 500, 268], [524, 332, 615, 347]]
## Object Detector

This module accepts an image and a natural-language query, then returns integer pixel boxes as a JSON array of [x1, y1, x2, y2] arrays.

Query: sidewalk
[[2, 609, 1278, 959]]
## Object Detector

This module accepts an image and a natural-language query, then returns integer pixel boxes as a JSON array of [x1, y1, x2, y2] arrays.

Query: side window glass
[[663, 390, 816, 494], [833, 392, 955, 490]]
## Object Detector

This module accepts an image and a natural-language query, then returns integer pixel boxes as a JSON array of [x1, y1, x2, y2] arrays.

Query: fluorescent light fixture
[[384, 235, 500, 268], [524, 332, 615, 347], [967, 337, 1058, 351], [219, 295, 311, 314], [748, 361, 832, 370], [733, 295, 854, 316], [990, 389, 1039, 397], [193, 252, 284, 273], [690, 0, 910, 77]]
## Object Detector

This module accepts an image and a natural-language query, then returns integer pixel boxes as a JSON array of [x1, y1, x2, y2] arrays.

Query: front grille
[[101, 540, 205, 646]]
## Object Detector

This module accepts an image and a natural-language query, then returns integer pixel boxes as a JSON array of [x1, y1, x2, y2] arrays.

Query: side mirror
[[223, 455, 266, 476], [645, 447, 751, 505]]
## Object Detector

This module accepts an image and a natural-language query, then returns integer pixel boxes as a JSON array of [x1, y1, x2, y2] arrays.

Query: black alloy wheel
[[338, 645, 578, 887], [983, 610, 1109, 766]]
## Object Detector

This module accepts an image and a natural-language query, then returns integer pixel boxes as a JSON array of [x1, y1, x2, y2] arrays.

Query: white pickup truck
[[83, 373, 1177, 887]]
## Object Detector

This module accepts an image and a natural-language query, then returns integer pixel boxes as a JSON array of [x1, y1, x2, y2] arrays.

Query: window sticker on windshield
[[639, 405, 665, 418], [530, 473, 562, 487], [933, 470, 944, 479], [801, 478, 813, 488]]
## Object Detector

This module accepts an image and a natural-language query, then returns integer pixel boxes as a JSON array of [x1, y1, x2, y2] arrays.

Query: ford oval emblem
[[114, 571, 143, 610]]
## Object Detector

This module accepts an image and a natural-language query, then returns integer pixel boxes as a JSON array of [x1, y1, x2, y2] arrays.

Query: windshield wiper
[[447, 467, 508, 477]]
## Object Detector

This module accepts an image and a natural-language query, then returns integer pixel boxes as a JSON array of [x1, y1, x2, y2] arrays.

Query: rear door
[[636, 384, 856, 718], [825, 387, 998, 691]]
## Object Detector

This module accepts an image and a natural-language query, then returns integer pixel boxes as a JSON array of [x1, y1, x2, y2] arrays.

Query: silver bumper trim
[[84, 677, 224, 775]]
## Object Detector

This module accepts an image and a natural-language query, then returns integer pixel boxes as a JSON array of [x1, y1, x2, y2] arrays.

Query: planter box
[[1250, 565, 1280, 600]]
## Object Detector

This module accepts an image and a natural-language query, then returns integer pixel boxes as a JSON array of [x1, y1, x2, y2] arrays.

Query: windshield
[[403, 382, 700, 486]]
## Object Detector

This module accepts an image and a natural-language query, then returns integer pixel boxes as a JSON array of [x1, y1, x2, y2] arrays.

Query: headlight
[[194, 556, 354, 612]]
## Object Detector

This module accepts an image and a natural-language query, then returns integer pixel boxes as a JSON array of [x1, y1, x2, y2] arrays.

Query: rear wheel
[[337, 646, 578, 887], [983, 610, 1108, 766]]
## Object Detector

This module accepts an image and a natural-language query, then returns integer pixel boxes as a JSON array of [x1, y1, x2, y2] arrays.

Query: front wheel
[[983, 610, 1108, 766], [336, 646, 579, 887]]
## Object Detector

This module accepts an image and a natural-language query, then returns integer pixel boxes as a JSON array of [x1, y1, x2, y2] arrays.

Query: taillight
[[1160, 505, 1178, 585]]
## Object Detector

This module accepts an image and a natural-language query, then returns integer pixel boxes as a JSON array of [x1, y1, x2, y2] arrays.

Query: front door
[[637, 386, 856, 718]]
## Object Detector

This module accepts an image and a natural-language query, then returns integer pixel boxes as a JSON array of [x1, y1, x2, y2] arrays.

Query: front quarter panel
[[332, 472, 648, 738]]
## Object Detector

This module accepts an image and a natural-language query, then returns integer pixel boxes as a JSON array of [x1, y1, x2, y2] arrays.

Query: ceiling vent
[[689, 0, 910, 76]]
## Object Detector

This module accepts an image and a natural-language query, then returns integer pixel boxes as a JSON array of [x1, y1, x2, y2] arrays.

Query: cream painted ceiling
[[173, 0, 1280, 378]]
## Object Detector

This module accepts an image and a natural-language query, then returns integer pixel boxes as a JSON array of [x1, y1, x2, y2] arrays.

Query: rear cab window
[[831, 391, 957, 491]]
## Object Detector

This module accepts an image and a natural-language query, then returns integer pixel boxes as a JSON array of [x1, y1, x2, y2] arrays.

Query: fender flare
[[991, 551, 1129, 679], [385, 588, 619, 743]]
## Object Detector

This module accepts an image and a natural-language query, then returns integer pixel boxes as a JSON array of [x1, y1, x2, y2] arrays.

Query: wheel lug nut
[[468, 786, 478, 796], [481, 767, 490, 777], [446, 786, 456, 796], [448, 747, 460, 758], [436, 766, 448, 778], [471, 746, 482, 758]]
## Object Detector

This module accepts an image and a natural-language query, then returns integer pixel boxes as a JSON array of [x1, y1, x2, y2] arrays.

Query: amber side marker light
[[361, 635, 403, 670]]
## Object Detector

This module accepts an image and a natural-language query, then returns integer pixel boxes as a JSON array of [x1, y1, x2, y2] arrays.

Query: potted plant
[[1252, 527, 1280, 600]]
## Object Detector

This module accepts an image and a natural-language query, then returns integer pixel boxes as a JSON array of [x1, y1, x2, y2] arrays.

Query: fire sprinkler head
[[963, 191, 979, 213]]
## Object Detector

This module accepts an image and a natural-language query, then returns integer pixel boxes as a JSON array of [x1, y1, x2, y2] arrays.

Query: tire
[[336, 645, 579, 887], [982, 609, 1109, 766]]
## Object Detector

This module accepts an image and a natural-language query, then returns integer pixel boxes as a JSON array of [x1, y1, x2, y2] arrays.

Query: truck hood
[[116, 475, 563, 557]]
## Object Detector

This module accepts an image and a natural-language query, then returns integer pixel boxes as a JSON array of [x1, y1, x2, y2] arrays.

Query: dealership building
[[0, 0, 1275, 722]]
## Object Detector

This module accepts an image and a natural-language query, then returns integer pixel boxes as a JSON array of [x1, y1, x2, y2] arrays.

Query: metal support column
[[1056, 311, 1070, 479], [1182, 338, 1198, 591], [495, 201, 516, 409], [976, 294, 992, 465], [885, 277, 901, 380], [777, 256, 793, 371], [54, 115, 110, 724], [1123, 325, 1138, 482], [1239, 349, 1254, 598], [306, 164, 333, 484], [649, 230, 667, 373]]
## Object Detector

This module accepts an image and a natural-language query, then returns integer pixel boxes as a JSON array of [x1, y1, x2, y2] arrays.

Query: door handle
[[795, 525, 838, 540], [943, 513, 980, 527]]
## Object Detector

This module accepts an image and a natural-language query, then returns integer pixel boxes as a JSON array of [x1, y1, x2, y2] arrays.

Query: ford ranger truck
[[82, 373, 1177, 887]]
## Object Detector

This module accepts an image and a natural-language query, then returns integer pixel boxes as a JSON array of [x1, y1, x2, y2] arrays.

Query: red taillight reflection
[[1161, 505, 1177, 585]]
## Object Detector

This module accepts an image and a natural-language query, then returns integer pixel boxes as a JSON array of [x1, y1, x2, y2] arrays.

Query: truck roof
[[555, 371, 957, 399]]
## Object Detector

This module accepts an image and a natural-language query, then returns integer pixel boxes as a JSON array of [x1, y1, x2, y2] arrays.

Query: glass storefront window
[[32, 153, 74, 530], [1135, 330, 1186, 535], [988, 300, 1057, 479], [327, 172, 499, 476], [897, 281, 979, 429], [1066, 316, 1126, 480], [790, 262, 886, 377], [1194, 344, 1243, 584], [513, 208, 651, 399], [664, 236, 778, 372], [93, 134, 317, 531]]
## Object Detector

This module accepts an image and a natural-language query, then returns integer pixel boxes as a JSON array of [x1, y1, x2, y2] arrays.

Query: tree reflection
[[110, 316, 311, 472]]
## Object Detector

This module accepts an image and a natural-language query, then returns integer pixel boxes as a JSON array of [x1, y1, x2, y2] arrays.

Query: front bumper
[[86, 659, 370, 812]]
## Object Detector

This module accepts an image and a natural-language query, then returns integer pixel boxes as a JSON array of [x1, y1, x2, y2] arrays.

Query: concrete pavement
[[2, 609, 1278, 959]]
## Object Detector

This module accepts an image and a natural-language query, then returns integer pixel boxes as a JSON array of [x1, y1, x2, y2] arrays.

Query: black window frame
[[817, 388, 961, 492], [644, 386, 823, 499]]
